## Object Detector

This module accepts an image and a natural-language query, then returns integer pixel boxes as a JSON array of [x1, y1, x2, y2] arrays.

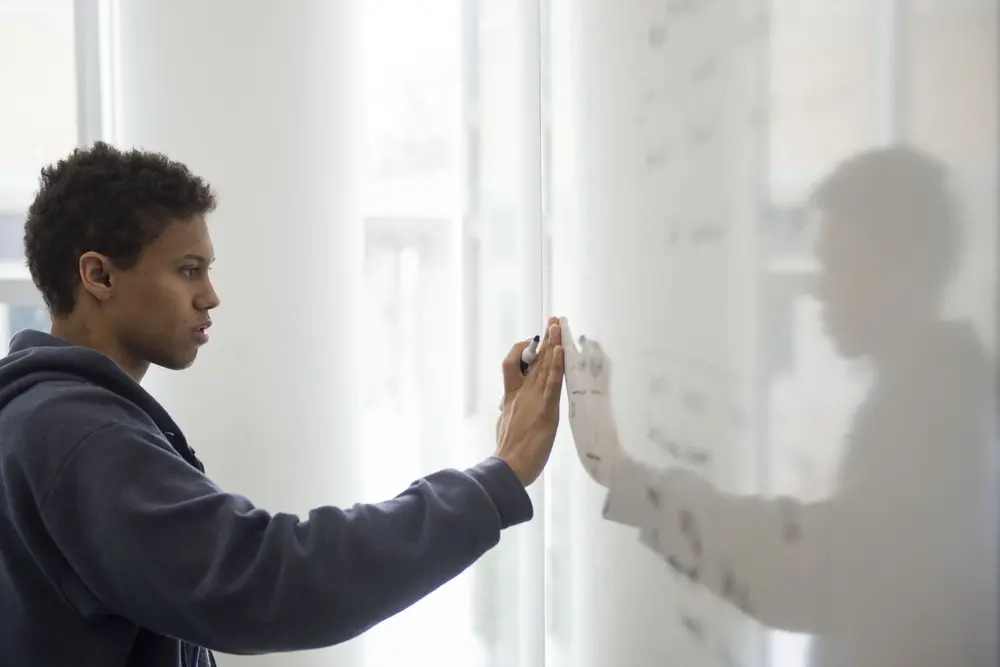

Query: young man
[[0, 142, 565, 667]]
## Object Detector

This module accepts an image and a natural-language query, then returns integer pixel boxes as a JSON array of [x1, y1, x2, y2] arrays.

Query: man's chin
[[826, 331, 869, 360], [153, 350, 199, 372]]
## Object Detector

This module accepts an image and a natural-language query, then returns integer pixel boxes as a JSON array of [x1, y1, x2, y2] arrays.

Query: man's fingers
[[540, 316, 559, 345], [534, 316, 561, 361], [543, 345, 565, 407], [559, 317, 579, 359], [529, 329, 552, 387], [530, 321, 561, 387], [549, 320, 562, 349], [503, 339, 532, 394]]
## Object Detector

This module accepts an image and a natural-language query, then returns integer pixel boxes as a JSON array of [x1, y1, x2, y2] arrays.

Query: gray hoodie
[[0, 329, 532, 666]]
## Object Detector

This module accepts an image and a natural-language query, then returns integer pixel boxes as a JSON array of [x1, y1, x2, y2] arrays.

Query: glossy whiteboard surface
[[545, 1, 998, 666]]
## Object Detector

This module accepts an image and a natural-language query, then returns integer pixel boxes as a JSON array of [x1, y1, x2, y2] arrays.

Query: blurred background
[[1, 1, 995, 666]]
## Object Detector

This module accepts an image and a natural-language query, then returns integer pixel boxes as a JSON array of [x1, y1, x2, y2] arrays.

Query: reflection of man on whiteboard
[[564, 145, 997, 667]]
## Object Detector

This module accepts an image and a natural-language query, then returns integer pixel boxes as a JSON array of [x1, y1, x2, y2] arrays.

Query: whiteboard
[[545, 1, 998, 666]]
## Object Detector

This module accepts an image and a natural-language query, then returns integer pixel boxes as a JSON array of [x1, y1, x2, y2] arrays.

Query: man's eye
[[181, 266, 199, 277]]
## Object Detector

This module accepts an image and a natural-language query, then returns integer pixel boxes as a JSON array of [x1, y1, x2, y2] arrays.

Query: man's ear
[[78, 251, 115, 302]]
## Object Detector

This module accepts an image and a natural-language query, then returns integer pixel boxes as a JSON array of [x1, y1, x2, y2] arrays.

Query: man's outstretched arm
[[40, 412, 531, 655], [37, 321, 564, 655], [602, 454, 831, 633]]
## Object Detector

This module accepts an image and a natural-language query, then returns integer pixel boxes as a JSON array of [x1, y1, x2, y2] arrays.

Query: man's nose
[[804, 273, 823, 300], [197, 280, 221, 311]]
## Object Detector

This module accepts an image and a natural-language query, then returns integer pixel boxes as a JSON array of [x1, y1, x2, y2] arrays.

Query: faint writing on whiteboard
[[719, 565, 754, 615], [632, 0, 769, 268], [647, 426, 712, 467], [667, 505, 704, 582], [778, 497, 803, 543], [678, 607, 707, 645], [641, 349, 751, 472]]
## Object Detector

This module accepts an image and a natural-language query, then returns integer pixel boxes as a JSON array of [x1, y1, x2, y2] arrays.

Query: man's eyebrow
[[181, 253, 215, 264]]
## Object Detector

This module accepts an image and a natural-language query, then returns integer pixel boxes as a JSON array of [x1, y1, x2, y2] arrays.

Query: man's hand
[[495, 317, 565, 486]]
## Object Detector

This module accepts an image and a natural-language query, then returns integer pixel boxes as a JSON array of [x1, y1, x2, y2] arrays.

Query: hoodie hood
[[2, 329, 189, 456]]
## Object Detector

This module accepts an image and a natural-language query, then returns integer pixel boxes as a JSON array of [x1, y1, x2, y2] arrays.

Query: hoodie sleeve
[[38, 416, 532, 654], [602, 455, 831, 633]]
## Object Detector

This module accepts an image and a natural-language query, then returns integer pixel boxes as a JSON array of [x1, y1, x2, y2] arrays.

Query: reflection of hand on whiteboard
[[559, 319, 669, 531], [608, 450, 829, 631], [560, 317, 622, 486], [558, 319, 828, 629]]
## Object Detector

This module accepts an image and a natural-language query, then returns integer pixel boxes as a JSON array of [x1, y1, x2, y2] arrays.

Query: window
[[0, 0, 78, 193], [0, 0, 81, 342], [357, 1, 543, 665], [0, 303, 49, 345]]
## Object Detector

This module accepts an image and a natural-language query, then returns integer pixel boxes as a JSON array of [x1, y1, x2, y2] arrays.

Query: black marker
[[498, 335, 542, 411], [520, 335, 541, 375]]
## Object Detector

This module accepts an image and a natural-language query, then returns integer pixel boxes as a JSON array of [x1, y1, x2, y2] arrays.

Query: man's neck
[[49, 317, 149, 383], [870, 316, 943, 377]]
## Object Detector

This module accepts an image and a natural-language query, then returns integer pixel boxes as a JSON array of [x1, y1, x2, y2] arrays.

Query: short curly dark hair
[[24, 141, 217, 317]]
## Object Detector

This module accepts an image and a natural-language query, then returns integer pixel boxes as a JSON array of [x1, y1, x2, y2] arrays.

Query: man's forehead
[[147, 215, 214, 257], [811, 208, 865, 247]]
